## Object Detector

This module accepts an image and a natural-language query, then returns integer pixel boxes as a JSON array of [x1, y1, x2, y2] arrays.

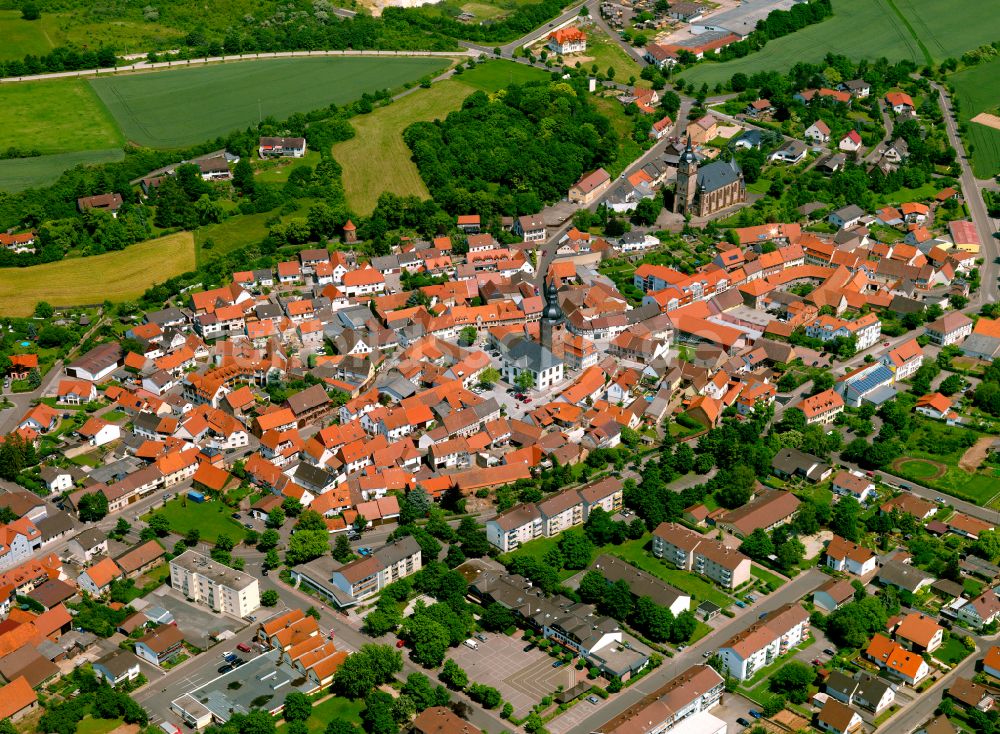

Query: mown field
[[89, 57, 451, 148], [0, 79, 124, 155], [0, 10, 54, 61], [458, 59, 550, 92], [0, 148, 125, 193], [680, 0, 1000, 88], [334, 81, 474, 213], [949, 56, 1000, 178], [0, 232, 195, 315]]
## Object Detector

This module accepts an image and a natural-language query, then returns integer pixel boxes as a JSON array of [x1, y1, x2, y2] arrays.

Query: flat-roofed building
[[169, 549, 260, 618]]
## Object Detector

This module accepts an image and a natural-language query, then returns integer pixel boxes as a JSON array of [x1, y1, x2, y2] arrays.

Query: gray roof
[[506, 337, 562, 372], [878, 559, 933, 592], [832, 204, 865, 220], [697, 159, 742, 193]]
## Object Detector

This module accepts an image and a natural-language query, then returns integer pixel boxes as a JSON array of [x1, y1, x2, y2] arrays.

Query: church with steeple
[[497, 275, 566, 390], [673, 135, 746, 218]]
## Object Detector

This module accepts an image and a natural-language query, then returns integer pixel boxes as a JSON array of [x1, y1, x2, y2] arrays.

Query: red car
[[236, 643, 251, 653], [396, 639, 405, 648]]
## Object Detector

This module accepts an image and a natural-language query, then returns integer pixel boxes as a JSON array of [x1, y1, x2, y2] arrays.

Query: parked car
[[230, 512, 241, 519], [737, 718, 751, 728], [702, 650, 714, 658], [475, 633, 487, 642], [811, 658, 822, 666], [262, 568, 269, 576], [236, 643, 252, 653], [823, 648, 836, 656], [396, 639, 405, 648], [523, 644, 535, 652], [217, 664, 233, 674], [586, 696, 600, 705], [735, 601, 746, 608], [224, 653, 237, 663], [935, 496, 945, 503], [749, 710, 762, 719], [243, 522, 254, 529], [552, 660, 566, 668]]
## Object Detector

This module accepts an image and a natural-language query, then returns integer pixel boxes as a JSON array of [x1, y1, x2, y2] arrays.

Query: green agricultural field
[[90, 57, 452, 149], [334, 80, 475, 213], [0, 79, 124, 155], [0, 148, 124, 193], [950, 57, 1000, 178], [0, 231, 195, 315], [458, 59, 550, 92], [0, 10, 55, 61], [680, 0, 1000, 88]]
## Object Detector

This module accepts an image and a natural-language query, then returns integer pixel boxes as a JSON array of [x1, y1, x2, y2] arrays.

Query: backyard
[[277, 695, 364, 734]]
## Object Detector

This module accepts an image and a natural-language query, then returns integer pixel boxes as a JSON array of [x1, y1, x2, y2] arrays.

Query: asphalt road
[[931, 81, 1000, 304], [567, 568, 827, 734]]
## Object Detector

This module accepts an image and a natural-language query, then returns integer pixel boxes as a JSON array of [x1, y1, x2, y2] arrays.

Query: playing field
[[950, 57, 1000, 179], [680, 0, 1000, 87], [334, 80, 475, 213], [0, 10, 54, 61], [0, 231, 195, 315], [89, 57, 452, 148], [0, 149, 125, 193], [0, 79, 124, 155]]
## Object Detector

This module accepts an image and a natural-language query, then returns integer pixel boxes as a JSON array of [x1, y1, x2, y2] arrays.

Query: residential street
[[559, 569, 827, 734]]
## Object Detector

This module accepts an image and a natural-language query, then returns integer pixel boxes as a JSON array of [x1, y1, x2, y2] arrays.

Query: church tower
[[540, 277, 564, 353], [673, 134, 698, 215]]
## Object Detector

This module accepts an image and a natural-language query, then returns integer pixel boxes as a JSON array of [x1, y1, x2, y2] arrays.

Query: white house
[[839, 130, 862, 152], [831, 470, 875, 503], [805, 120, 831, 144], [825, 535, 877, 576]]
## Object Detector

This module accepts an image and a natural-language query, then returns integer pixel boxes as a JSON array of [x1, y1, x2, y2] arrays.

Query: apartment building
[[599, 665, 725, 734], [797, 389, 845, 425], [717, 603, 809, 680], [485, 478, 624, 551], [169, 550, 261, 618], [324, 536, 422, 606], [651, 522, 751, 590]]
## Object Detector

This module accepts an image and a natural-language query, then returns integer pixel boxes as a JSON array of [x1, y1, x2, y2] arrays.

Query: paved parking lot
[[447, 634, 578, 717], [138, 586, 247, 648]]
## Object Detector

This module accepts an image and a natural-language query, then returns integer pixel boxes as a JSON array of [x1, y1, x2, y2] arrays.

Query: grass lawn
[[277, 695, 364, 734], [0, 231, 195, 316], [750, 565, 785, 588], [0, 148, 125, 193], [897, 458, 941, 479], [102, 410, 128, 422], [143, 496, 245, 544], [879, 181, 939, 205], [254, 150, 323, 184], [0, 79, 124, 155], [459, 60, 550, 93], [90, 57, 451, 149], [934, 635, 973, 666], [195, 210, 276, 262], [949, 56, 1000, 178], [75, 717, 123, 734], [746, 177, 772, 195], [679, 0, 1000, 88], [0, 10, 55, 60], [333, 80, 474, 214], [591, 95, 645, 177]]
